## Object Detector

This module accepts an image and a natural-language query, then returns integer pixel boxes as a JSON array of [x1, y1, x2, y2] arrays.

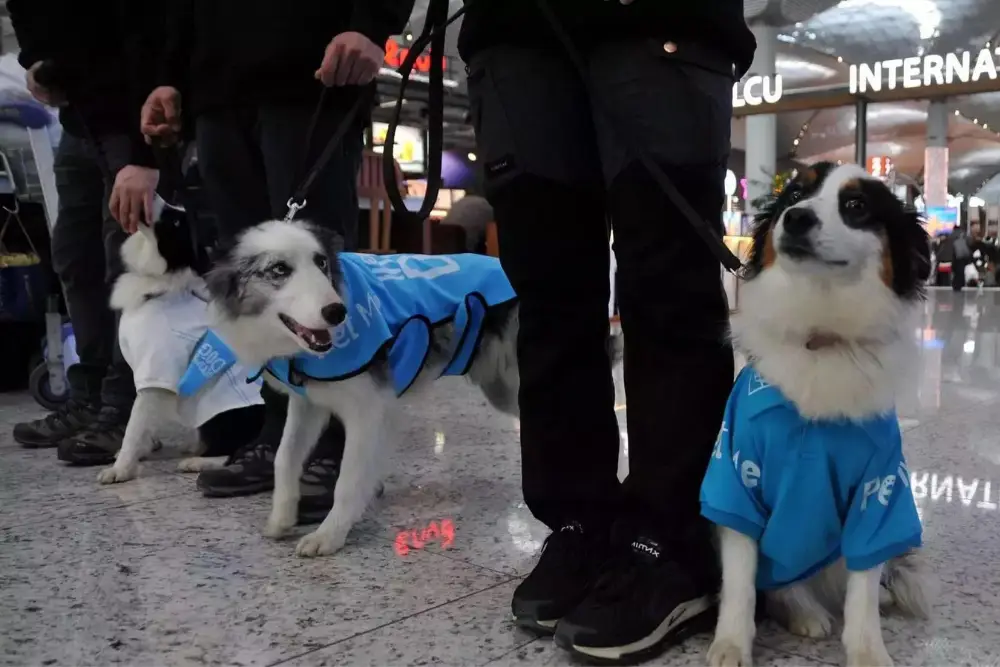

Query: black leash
[[379, 0, 743, 272], [381, 0, 457, 227], [286, 84, 376, 221]]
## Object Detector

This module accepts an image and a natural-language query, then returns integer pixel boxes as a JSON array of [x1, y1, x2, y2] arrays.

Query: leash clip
[[284, 197, 307, 221]]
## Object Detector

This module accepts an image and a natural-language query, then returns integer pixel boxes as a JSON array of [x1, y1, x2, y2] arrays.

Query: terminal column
[[924, 98, 950, 209], [745, 23, 778, 213]]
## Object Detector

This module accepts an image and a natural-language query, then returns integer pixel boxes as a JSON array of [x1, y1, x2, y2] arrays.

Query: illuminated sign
[[394, 519, 455, 556], [372, 121, 425, 175], [850, 47, 1000, 94], [384, 39, 448, 74], [732, 75, 783, 107], [866, 155, 894, 178]]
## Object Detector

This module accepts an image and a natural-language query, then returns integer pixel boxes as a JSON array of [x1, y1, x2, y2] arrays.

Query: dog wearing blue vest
[[97, 197, 265, 485], [199, 219, 529, 557], [703, 163, 933, 667]]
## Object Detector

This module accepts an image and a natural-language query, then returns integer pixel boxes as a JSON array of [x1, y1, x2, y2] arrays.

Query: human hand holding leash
[[316, 32, 384, 86], [141, 86, 183, 146], [110, 165, 159, 234], [26, 61, 67, 107]]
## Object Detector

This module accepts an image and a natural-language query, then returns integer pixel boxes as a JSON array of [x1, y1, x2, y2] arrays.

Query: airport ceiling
[[408, 0, 1000, 201]]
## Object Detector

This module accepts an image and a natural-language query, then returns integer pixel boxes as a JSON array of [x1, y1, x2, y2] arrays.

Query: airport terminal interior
[[4, 0, 1000, 665]]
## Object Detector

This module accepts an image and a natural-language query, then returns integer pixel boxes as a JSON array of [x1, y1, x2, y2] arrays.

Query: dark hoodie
[[7, 0, 164, 167], [458, 0, 756, 78], [159, 0, 416, 117]]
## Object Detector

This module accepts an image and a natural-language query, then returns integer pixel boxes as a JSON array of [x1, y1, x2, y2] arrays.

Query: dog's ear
[[910, 211, 932, 282], [742, 197, 779, 281], [205, 261, 244, 317]]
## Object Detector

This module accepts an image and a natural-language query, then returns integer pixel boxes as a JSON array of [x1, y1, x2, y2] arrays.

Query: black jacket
[[160, 0, 416, 117], [458, 0, 756, 79], [7, 0, 163, 167]]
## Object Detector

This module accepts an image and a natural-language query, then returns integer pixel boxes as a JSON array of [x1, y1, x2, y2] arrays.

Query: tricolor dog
[[198, 220, 543, 557], [97, 199, 264, 485], [702, 163, 932, 667]]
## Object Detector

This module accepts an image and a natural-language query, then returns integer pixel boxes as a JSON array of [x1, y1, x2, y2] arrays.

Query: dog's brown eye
[[788, 190, 803, 203], [845, 198, 867, 212], [314, 254, 328, 271]]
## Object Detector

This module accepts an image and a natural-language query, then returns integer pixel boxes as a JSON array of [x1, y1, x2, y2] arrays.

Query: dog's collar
[[804, 332, 893, 351]]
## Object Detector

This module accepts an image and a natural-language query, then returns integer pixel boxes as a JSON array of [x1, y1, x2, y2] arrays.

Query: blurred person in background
[[460, 0, 755, 660], [138, 0, 415, 523], [8, 0, 163, 465]]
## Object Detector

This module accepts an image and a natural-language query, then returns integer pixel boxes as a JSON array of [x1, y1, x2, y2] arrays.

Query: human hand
[[26, 61, 67, 107], [316, 31, 384, 87], [110, 165, 160, 234], [141, 86, 183, 146]]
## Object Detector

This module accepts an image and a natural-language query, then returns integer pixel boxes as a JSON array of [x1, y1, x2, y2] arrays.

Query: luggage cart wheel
[[29, 361, 68, 411]]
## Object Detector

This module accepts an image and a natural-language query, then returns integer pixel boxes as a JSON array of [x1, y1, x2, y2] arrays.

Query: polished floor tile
[[2, 290, 1000, 666]]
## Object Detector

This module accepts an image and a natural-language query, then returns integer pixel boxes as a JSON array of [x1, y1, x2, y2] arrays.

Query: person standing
[[137, 0, 415, 522], [460, 0, 755, 661], [8, 0, 162, 465]]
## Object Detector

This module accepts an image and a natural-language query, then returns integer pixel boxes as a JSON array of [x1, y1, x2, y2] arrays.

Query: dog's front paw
[[263, 515, 295, 540], [787, 607, 834, 638], [707, 637, 753, 667], [846, 643, 893, 667], [295, 530, 345, 558], [97, 465, 137, 484]]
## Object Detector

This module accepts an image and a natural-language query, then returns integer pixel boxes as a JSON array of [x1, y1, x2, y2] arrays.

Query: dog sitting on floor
[[193, 219, 533, 557], [96, 198, 265, 485], [701, 162, 932, 667]]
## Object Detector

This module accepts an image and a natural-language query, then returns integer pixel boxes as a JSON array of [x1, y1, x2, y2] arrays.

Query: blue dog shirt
[[254, 252, 517, 396], [700, 366, 922, 590]]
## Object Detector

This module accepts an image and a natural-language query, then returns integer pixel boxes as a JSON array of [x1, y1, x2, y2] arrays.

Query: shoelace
[[83, 407, 126, 436], [41, 400, 90, 430], [302, 456, 339, 481], [225, 440, 275, 467], [586, 552, 686, 606]]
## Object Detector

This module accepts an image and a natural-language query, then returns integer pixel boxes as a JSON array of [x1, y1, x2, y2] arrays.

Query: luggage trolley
[[0, 101, 75, 408]]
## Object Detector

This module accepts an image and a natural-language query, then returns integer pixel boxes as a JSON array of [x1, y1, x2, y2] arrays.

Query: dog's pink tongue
[[805, 332, 845, 350]]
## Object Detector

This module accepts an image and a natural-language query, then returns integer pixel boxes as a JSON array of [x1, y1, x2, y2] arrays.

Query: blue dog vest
[[251, 252, 516, 396], [700, 366, 922, 590]]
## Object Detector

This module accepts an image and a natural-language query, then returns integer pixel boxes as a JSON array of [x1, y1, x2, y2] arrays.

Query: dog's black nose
[[783, 207, 820, 236], [321, 302, 347, 326]]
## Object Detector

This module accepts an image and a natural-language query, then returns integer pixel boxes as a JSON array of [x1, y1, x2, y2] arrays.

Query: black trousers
[[51, 132, 135, 411], [468, 40, 735, 542], [195, 101, 364, 458]]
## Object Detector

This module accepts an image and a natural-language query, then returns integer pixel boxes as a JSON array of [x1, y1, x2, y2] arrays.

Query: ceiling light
[[837, 56, 844, 63], [955, 110, 961, 116], [467, 152, 477, 161]]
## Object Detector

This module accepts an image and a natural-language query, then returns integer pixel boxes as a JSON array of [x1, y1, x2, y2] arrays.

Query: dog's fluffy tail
[[881, 549, 933, 619]]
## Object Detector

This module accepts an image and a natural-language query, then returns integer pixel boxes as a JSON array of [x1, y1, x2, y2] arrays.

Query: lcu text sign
[[732, 75, 783, 107], [850, 47, 1000, 94]]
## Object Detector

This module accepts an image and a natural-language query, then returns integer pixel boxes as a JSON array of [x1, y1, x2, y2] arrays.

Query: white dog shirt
[[118, 290, 263, 427]]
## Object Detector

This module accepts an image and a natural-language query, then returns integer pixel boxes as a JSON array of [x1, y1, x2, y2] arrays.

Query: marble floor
[[3, 288, 1000, 666]]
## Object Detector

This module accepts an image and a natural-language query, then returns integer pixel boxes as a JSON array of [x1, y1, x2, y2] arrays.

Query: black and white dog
[[704, 163, 932, 667], [97, 199, 264, 485], [203, 220, 534, 557]]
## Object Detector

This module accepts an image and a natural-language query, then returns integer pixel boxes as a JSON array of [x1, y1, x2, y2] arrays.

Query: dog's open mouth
[[279, 314, 333, 354]]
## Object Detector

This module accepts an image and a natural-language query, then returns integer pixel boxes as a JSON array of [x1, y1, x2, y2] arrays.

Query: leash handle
[[382, 0, 464, 226], [530, 0, 742, 273], [287, 85, 375, 220]]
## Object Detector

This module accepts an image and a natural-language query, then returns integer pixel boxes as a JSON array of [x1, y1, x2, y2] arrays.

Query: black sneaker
[[297, 453, 339, 524], [12, 400, 98, 449], [58, 406, 128, 466], [553, 535, 717, 665], [196, 440, 276, 497], [512, 521, 610, 634]]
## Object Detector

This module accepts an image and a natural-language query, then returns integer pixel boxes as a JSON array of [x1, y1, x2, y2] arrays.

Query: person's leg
[[552, 38, 735, 661], [59, 134, 140, 465], [13, 134, 107, 450], [192, 110, 290, 496], [468, 44, 621, 631], [256, 99, 363, 523]]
